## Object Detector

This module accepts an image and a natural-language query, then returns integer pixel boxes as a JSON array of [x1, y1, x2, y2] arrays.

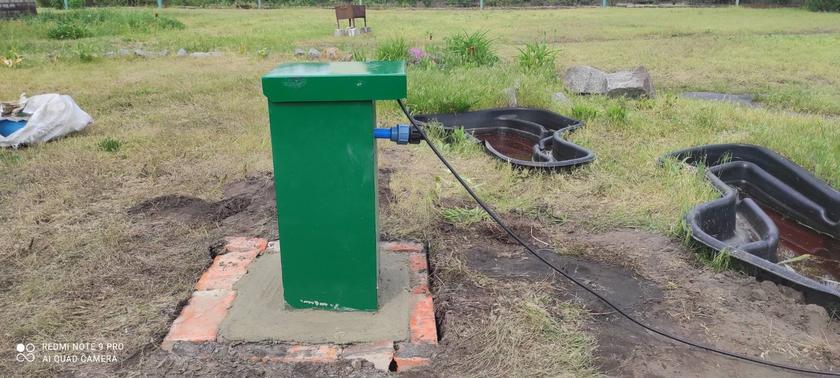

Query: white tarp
[[0, 94, 93, 148]]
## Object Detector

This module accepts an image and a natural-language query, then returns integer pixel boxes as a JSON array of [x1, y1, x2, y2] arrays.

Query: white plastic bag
[[0, 94, 93, 148]]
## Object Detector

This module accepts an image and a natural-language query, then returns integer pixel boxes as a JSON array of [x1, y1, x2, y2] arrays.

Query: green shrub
[[47, 23, 91, 40], [40, 10, 184, 39], [805, 0, 840, 11], [376, 37, 409, 61], [37, 0, 64, 9], [516, 41, 557, 75], [438, 31, 499, 68]]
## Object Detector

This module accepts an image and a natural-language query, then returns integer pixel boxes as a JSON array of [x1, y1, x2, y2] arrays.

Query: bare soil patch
[[430, 218, 840, 377], [128, 172, 278, 239], [82, 170, 840, 376]]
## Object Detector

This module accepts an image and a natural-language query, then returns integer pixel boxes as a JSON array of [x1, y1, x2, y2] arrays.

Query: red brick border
[[162, 239, 436, 371], [392, 242, 436, 371], [161, 237, 267, 351]]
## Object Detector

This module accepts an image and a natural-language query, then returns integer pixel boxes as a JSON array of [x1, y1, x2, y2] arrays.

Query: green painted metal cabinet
[[261, 61, 407, 311]]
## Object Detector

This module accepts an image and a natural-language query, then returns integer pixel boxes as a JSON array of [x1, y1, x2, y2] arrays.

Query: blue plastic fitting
[[373, 128, 391, 139], [373, 124, 411, 145]]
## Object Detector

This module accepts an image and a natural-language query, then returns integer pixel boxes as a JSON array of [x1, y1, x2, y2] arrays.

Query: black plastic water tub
[[662, 144, 840, 310], [414, 108, 595, 170]]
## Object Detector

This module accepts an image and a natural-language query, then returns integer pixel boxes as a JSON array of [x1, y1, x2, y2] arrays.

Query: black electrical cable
[[396, 99, 840, 377]]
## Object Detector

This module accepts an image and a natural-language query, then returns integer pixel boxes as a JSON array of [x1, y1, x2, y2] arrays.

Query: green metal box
[[262, 61, 406, 311]]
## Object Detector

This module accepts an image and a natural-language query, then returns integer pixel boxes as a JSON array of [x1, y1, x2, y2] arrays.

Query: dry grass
[[1, 6, 840, 376], [440, 284, 598, 377], [0, 56, 276, 375]]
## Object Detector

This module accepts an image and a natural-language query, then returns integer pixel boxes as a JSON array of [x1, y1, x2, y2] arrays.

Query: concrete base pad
[[218, 248, 410, 344], [161, 238, 437, 372]]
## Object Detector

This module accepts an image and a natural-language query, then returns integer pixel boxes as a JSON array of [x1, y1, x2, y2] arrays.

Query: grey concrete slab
[[218, 248, 411, 344]]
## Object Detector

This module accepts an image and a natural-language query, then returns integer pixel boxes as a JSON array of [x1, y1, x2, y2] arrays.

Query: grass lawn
[[1, 6, 839, 376]]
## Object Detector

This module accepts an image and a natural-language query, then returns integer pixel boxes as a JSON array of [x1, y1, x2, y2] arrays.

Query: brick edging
[[161, 237, 267, 351], [161, 239, 436, 371]]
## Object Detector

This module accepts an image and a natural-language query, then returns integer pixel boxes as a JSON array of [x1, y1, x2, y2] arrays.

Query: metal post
[[257, 0, 261, 8], [480, 0, 483, 9], [602, 0, 607, 6], [63, 0, 68, 9], [157, 0, 162, 8]]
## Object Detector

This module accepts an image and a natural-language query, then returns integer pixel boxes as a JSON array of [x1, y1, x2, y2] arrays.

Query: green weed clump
[[708, 248, 733, 271], [75, 43, 97, 62], [516, 41, 557, 75], [97, 137, 123, 152], [438, 31, 499, 68], [2, 50, 24, 68], [256, 47, 269, 58], [376, 37, 409, 61], [606, 103, 627, 123], [40, 9, 184, 40], [422, 123, 481, 156], [351, 49, 367, 62], [47, 22, 90, 40], [570, 103, 598, 121], [806, 0, 840, 12], [440, 206, 487, 225]]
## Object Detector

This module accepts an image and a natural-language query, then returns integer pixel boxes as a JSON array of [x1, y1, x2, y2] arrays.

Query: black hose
[[397, 99, 839, 376]]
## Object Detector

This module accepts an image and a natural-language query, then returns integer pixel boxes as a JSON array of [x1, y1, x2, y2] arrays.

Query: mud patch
[[431, 223, 840, 377], [577, 229, 840, 375], [128, 173, 278, 239], [462, 245, 661, 312]]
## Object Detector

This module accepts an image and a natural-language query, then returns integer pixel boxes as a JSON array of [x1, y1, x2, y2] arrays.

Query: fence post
[[157, 0, 162, 8]]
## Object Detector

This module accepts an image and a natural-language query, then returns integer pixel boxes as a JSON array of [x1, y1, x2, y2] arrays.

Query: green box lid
[[262, 61, 407, 103]]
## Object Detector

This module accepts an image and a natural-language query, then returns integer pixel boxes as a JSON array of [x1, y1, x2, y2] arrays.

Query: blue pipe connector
[[373, 124, 419, 145]]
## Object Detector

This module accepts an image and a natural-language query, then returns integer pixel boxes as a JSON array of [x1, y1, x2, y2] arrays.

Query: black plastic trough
[[414, 108, 595, 170], [662, 144, 840, 310]]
